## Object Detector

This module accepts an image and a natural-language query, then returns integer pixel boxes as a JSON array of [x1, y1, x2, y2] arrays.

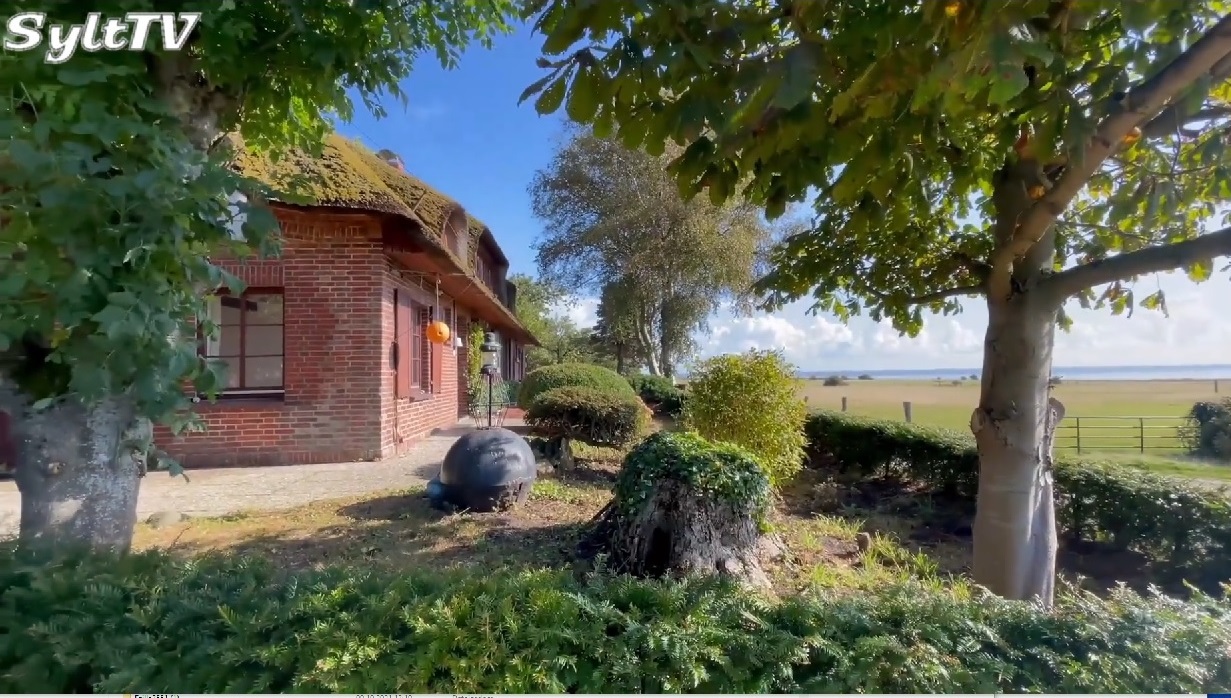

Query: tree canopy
[[522, 0, 1231, 604], [523, 0, 1231, 329], [529, 128, 773, 378]]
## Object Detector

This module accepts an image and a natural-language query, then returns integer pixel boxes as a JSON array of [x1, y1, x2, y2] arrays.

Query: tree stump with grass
[[578, 431, 784, 588]]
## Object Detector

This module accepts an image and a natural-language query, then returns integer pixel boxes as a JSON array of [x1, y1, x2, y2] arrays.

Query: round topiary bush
[[519, 362, 637, 407], [682, 350, 808, 488], [526, 386, 650, 468], [579, 430, 781, 587]]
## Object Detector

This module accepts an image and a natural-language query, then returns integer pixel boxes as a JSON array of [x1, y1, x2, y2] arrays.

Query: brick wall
[[153, 206, 518, 469], [381, 258, 461, 457], [156, 208, 386, 467]]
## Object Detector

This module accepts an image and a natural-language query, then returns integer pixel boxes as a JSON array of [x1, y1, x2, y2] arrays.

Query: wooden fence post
[[841, 396, 848, 412], [1139, 416, 1145, 453], [903, 401, 913, 423], [1216, 379, 1220, 394]]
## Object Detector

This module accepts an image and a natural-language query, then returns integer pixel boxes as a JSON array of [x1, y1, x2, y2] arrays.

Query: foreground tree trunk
[[0, 382, 149, 552], [3, 53, 228, 551], [578, 479, 784, 587], [970, 293, 1063, 604]]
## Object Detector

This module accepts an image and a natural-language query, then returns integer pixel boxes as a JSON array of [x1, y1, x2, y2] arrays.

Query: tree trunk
[[615, 342, 625, 374], [970, 293, 1063, 605], [0, 382, 149, 552], [657, 303, 674, 382], [578, 480, 784, 588]]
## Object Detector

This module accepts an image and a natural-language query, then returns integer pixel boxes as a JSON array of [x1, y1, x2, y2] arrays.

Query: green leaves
[[524, 0, 1231, 331], [535, 72, 571, 115], [3, 0, 519, 427], [3, 542, 1230, 694], [682, 350, 808, 488]]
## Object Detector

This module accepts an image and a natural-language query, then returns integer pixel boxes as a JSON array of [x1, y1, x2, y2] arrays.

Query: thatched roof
[[229, 133, 465, 236], [227, 134, 535, 344]]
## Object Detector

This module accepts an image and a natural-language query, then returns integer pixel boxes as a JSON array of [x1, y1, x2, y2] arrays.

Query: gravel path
[[0, 422, 490, 538]]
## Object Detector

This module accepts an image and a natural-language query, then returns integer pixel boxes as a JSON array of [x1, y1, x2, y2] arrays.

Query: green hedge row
[[1, 548, 1229, 693], [805, 411, 1231, 587]]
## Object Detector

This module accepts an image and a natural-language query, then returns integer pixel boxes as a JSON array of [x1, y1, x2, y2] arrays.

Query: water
[[800, 364, 1231, 382]]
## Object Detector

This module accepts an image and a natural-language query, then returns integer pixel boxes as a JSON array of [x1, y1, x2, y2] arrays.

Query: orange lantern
[[426, 320, 451, 345]]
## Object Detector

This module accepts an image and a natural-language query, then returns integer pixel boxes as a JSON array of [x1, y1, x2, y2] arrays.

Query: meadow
[[798, 377, 1229, 479]]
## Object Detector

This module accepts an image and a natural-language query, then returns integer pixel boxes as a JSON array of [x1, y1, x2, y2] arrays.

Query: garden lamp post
[[480, 332, 501, 428]]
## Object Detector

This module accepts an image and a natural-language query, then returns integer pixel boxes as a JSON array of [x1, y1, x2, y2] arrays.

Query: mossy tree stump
[[579, 431, 784, 588]]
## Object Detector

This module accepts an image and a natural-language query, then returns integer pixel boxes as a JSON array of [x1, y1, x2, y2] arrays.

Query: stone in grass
[[578, 431, 784, 589], [428, 427, 537, 513], [146, 511, 189, 528]]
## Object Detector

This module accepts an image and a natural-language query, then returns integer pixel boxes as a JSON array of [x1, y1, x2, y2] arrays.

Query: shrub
[[615, 431, 772, 522], [822, 374, 846, 386], [465, 324, 485, 402], [518, 362, 637, 407], [1181, 398, 1231, 462], [805, 410, 1231, 589], [857, 374, 874, 380], [683, 350, 808, 487], [0, 547, 1229, 693], [627, 374, 687, 417], [526, 386, 649, 448]]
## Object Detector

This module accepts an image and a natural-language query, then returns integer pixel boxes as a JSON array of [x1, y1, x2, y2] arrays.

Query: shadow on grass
[[135, 470, 610, 576], [782, 466, 1206, 597]]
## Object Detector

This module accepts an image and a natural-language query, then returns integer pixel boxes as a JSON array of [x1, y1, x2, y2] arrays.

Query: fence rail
[[812, 396, 1191, 454], [1053, 415, 1188, 454]]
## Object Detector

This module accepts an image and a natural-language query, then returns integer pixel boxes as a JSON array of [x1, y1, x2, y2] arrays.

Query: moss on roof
[[229, 133, 464, 236]]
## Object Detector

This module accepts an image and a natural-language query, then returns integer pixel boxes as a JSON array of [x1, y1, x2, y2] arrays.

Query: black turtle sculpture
[[427, 427, 537, 512]]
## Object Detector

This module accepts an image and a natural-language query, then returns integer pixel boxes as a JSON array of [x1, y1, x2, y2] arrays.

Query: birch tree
[[0, 0, 514, 551], [522, 0, 1231, 605], [529, 129, 770, 380]]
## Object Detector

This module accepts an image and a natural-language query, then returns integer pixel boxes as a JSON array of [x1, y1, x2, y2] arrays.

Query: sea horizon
[[797, 363, 1231, 382]]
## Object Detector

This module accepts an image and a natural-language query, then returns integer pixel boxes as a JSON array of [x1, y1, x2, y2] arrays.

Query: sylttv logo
[[3, 11, 201, 64]]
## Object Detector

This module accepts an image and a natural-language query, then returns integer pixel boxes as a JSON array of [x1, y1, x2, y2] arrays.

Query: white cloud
[[701, 272, 1230, 371], [550, 272, 1229, 371], [548, 297, 599, 328]]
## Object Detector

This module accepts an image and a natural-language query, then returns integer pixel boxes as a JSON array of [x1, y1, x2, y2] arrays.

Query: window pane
[[245, 325, 283, 356], [218, 326, 241, 356], [244, 356, 283, 388], [214, 358, 240, 389], [220, 297, 242, 325], [246, 294, 283, 325]]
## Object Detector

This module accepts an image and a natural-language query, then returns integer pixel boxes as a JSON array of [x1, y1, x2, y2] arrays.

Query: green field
[[798, 377, 1231, 481]]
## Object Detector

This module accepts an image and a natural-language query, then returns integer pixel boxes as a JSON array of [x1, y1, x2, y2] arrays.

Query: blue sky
[[337, 23, 1230, 372]]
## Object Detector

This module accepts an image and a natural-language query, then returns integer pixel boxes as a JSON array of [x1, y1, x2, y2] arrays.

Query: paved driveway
[[0, 425, 477, 538]]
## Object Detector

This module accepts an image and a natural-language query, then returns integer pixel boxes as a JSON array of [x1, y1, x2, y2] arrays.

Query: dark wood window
[[203, 290, 284, 393], [396, 289, 445, 398], [396, 289, 430, 398]]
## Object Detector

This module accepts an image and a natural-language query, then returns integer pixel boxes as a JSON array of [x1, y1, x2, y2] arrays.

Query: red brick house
[[153, 135, 537, 468]]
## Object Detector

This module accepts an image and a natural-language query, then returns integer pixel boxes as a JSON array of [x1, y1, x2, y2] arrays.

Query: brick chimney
[[376, 148, 404, 171]]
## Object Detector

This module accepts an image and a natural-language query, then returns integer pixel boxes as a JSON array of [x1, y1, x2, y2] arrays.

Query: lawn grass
[[134, 443, 1175, 598], [798, 378, 1226, 472]]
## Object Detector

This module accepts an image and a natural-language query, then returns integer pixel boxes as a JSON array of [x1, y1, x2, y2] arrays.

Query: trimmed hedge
[[805, 410, 1231, 588], [526, 385, 649, 448], [518, 362, 637, 407], [1, 547, 1229, 693], [627, 374, 687, 417]]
